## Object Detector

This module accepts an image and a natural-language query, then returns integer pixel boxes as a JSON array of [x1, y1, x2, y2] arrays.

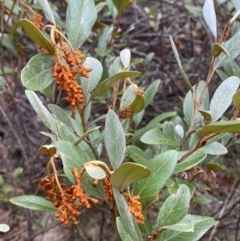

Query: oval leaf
[[120, 85, 136, 111], [203, 0, 217, 39], [212, 43, 230, 58], [120, 48, 131, 68], [66, 0, 97, 49], [131, 95, 145, 113], [38, 0, 56, 25], [210, 76, 240, 122], [21, 53, 56, 90], [232, 89, 240, 108], [80, 57, 103, 95], [157, 185, 191, 226], [104, 109, 126, 170], [110, 162, 151, 191], [39, 144, 57, 156], [0, 224, 10, 233], [21, 19, 54, 54], [85, 164, 106, 179], [112, 0, 130, 15], [10, 195, 56, 212], [143, 79, 161, 108], [116, 218, 134, 241]]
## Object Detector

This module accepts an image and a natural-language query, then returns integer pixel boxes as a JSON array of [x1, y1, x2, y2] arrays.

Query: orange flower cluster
[[123, 106, 133, 118], [53, 46, 92, 115], [103, 175, 114, 200], [125, 193, 145, 224], [39, 168, 98, 225], [28, 12, 44, 28]]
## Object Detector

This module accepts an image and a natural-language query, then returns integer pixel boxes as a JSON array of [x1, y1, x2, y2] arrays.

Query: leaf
[[198, 109, 212, 120], [110, 163, 151, 191], [212, 43, 230, 58], [185, 5, 203, 17], [90, 71, 141, 101], [85, 165, 106, 180], [195, 194, 212, 205], [53, 140, 88, 183], [232, 0, 240, 10], [147, 112, 177, 126], [141, 128, 179, 148], [39, 144, 57, 156], [80, 57, 103, 95], [175, 125, 184, 138], [0, 224, 10, 233], [116, 217, 134, 241], [66, 0, 97, 49], [232, 89, 240, 108], [143, 79, 161, 108], [170, 36, 193, 92], [210, 76, 240, 122], [12, 168, 23, 178], [214, 32, 240, 69], [95, 48, 112, 56], [113, 188, 143, 241], [21, 19, 54, 54], [106, 0, 118, 19], [203, 0, 217, 39], [174, 149, 207, 174], [112, 0, 130, 15], [126, 145, 146, 165], [157, 185, 191, 226], [48, 104, 72, 127], [10, 195, 56, 212], [198, 120, 240, 138], [21, 54, 56, 90], [131, 95, 145, 113], [120, 49, 131, 68], [38, 0, 56, 25], [156, 215, 217, 241], [134, 150, 178, 206], [183, 81, 209, 127], [200, 142, 227, 155], [104, 110, 126, 170], [119, 85, 137, 111], [25, 90, 57, 133]]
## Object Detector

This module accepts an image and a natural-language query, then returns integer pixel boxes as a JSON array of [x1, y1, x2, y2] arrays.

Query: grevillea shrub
[[8, 0, 240, 240]]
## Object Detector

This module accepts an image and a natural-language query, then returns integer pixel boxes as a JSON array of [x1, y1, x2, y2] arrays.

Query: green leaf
[[48, 104, 73, 127], [134, 150, 178, 206], [203, 0, 217, 39], [80, 57, 103, 95], [53, 140, 88, 183], [156, 215, 217, 241], [198, 109, 212, 121], [120, 49, 131, 68], [21, 54, 56, 90], [198, 120, 240, 138], [210, 76, 240, 122], [232, 0, 240, 10], [175, 124, 184, 138], [110, 163, 151, 191], [143, 79, 161, 108], [185, 5, 203, 17], [112, 0, 130, 15], [141, 128, 179, 148], [170, 36, 193, 92], [119, 85, 137, 111], [25, 90, 57, 133], [162, 217, 194, 232], [113, 188, 143, 241], [126, 145, 146, 165], [12, 168, 23, 178], [147, 111, 177, 126], [90, 71, 141, 101], [174, 149, 207, 174], [200, 142, 227, 155], [38, 0, 56, 25], [94, 48, 112, 56], [232, 89, 240, 108], [105, 110, 126, 170], [212, 43, 230, 58], [157, 185, 191, 226], [106, 0, 118, 19], [0, 224, 10, 233], [85, 165, 106, 179], [183, 81, 209, 127], [131, 95, 145, 113], [195, 194, 212, 204], [10, 195, 56, 212], [109, 57, 123, 76], [116, 217, 134, 241], [21, 19, 54, 54], [214, 32, 240, 69], [66, 0, 97, 49]]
